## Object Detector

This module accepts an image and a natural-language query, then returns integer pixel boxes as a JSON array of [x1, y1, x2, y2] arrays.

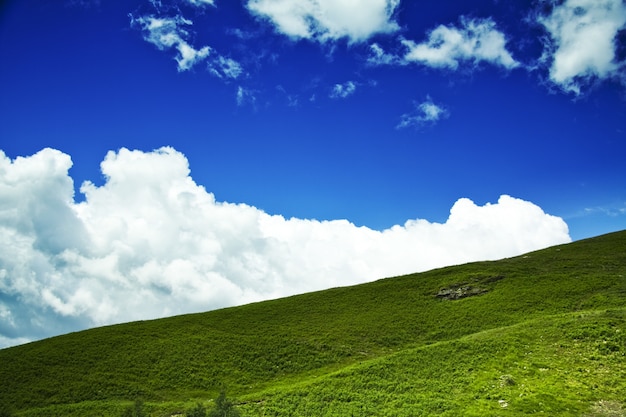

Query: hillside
[[1, 230, 625, 416]]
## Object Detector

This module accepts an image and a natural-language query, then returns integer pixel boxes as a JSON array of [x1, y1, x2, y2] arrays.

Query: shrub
[[187, 402, 207, 417], [208, 390, 240, 417], [121, 399, 146, 417]]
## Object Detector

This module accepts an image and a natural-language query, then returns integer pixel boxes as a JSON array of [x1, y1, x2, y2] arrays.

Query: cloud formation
[[128, 1, 626, 97], [209, 56, 244, 80], [397, 96, 449, 129], [402, 17, 519, 70], [330, 81, 357, 99], [184, 0, 215, 6], [236, 86, 257, 106], [367, 42, 401, 65], [131, 12, 243, 77], [538, 0, 626, 94], [246, 0, 400, 43], [131, 15, 211, 71], [0, 147, 570, 348]]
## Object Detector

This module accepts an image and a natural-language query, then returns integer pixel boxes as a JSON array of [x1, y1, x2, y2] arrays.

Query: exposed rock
[[499, 374, 515, 387], [435, 285, 487, 300], [435, 275, 504, 300]]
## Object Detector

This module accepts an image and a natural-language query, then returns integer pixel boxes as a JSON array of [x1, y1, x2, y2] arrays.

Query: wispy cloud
[[0, 147, 570, 348], [537, 0, 626, 94], [236, 86, 256, 106], [227, 28, 257, 40], [330, 81, 356, 99], [583, 204, 626, 218], [246, 0, 400, 43], [367, 43, 401, 65], [65, 0, 101, 8], [209, 56, 244, 80], [401, 17, 519, 70], [184, 0, 215, 7], [131, 15, 211, 71], [397, 96, 449, 129], [131, 8, 244, 78], [276, 86, 300, 107]]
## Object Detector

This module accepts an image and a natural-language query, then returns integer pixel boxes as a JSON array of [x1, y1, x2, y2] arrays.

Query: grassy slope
[[1, 230, 625, 416]]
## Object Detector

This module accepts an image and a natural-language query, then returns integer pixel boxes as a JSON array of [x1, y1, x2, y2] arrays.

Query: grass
[[240, 309, 626, 416], [1, 230, 625, 416]]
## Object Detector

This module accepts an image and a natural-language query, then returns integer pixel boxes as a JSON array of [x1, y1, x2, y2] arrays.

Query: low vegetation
[[1, 230, 625, 416]]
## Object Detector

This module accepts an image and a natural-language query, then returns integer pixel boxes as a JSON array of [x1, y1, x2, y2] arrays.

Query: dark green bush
[[121, 399, 146, 417], [208, 391, 240, 417], [186, 402, 207, 417]]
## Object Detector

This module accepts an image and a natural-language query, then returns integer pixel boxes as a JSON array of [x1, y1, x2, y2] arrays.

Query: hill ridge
[[1, 230, 625, 416]]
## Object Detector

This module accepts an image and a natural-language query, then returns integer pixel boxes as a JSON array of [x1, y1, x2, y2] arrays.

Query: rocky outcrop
[[435, 285, 487, 300], [435, 275, 504, 300]]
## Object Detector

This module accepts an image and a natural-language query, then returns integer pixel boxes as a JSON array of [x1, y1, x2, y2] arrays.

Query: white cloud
[[538, 0, 626, 94], [246, 0, 400, 43], [209, 56, 244, 80], [367, 42, 400, 65], [0, 334, 31, 349], [330, 81, 356, 99], [402, 17, 519, 70], [131, 15, 211, 71], [131, 14, 244, 77], [397, 96, 449, 129], [582, 203, 626, 218], [236, 86, 256, 106], [0, 147, 571, 348], [184, 0, 215, 7], [66, 0, 101, 8], [228, 28, 256, 40]]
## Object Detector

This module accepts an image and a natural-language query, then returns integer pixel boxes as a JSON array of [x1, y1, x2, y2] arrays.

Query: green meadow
[[1, 230, 625, 416]]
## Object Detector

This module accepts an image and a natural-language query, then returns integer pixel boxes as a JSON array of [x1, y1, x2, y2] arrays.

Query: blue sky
[[0, 0, 625, 347]]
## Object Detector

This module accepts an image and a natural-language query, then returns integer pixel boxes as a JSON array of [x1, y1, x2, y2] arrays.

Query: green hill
[[1, 230, 625, 416]]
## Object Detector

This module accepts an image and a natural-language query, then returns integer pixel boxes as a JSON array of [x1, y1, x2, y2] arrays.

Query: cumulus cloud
[[330, 81, 356, 99], [402, 17, 519, 70], [246, 0, 400, 43], [537, 0, 626, 94], [0, 147, 570, 348], [397, 96, 449, 129]]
